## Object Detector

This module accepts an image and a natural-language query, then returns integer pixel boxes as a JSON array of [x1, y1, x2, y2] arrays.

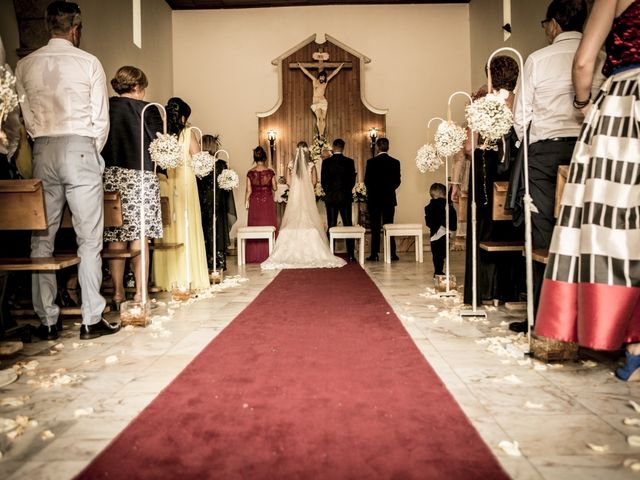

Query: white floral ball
[[148, 133, 182, 170], [435, 121, 466, 158], [217, 169, 239, 190], [415, 144, 442, 173], [191, 151, 215, 178], [465, 90, 513, 143]]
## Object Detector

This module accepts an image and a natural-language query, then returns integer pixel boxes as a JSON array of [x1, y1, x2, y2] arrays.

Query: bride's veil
[[280, 147, 326, 237]]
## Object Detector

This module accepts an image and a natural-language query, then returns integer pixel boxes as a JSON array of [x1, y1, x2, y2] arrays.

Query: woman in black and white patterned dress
[[102, 66, 163, 308]]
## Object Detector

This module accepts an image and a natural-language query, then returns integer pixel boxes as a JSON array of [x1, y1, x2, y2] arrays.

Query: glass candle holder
[[171, 282, 193, 301], [120, 301, 151, 327], [209, 270, 223, 285], [434, 274, 457, 292]]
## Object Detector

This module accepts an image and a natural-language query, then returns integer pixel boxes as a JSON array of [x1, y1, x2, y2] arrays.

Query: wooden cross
[[289, 48, 353, 72]]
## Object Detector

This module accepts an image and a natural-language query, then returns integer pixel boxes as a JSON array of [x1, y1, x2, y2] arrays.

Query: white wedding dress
[[261, 149, 346, 270]]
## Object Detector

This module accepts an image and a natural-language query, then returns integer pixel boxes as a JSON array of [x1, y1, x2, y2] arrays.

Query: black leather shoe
[[366, 255, 379, 262], [509, 321, 528, 333], [390, 254, 400, 261], [35, 324, 58, 341], [347, 255, 357, 263], [80, 318, 121, 340]]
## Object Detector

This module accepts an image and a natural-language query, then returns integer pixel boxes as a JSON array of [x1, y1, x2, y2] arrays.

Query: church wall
[[0, 0, 173, 105], [469, 0, 548, 91], [172, 4, 472, 234]]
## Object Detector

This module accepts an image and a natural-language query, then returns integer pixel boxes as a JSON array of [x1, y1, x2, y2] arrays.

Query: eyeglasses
[[540, 19, 551, 28]]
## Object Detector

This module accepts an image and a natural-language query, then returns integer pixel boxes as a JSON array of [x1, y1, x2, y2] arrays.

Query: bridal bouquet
[[352, 182, 367, 202], [314, 182, 325, 201], [0, 65, 22, 146], [217, 168, 239, 190], [465, 89, 513, 146], [415, 144, 442, 173], [434, 121, 466, 158], [191, 151, 215, 178], [149, 133, 182, 169], [310, 135, 330, 163]]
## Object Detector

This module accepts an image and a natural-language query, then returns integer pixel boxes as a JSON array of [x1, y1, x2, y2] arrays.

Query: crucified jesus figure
[[298, 62, 344, 138]]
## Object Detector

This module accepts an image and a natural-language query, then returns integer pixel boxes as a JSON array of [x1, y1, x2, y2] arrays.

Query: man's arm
[[348, 158, 356, 190], [393, 159, 401, 190], [321, 157, 329, 192], [298, 63, 315, 81], [15, 62, 35, 139], [90, 60, 110, 152], [326, 63, 344, 82], [513, 55, 534, 142]]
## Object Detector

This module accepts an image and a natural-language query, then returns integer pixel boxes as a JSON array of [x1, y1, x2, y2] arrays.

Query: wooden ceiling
[[165, 0, 468, 10]]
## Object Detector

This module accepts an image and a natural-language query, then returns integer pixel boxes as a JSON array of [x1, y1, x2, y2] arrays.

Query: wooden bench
[[0, 180, 81, 271], [383, 224, 424, 263], [479, 241, 524, 252], [0, 180, 82, 341], [237, 226, 276, 266], [329, 226, 365, 265], [59, 191, 140, 259], [150, 196, 183, 251]]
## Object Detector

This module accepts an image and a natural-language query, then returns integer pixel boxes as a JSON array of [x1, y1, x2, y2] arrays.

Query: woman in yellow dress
[[153, 97, 209, 291]]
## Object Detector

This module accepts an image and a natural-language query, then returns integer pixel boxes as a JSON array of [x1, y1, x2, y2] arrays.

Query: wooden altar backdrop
[[258, 34, 387, 181]]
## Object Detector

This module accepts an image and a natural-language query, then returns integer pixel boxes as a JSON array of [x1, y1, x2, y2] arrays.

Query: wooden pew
[[0, 180, 80, 271], [150, 196, 183, 251], [59, 191, 140, 259]]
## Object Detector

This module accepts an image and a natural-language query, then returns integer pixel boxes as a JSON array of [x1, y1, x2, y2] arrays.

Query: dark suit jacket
[[364, 153, 401, 207], [321, 153, 356, 205], [101, 96, 163, 172]]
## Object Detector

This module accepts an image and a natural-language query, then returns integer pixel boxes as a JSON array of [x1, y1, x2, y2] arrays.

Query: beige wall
[[172, 4, 472, 232], [469, 0, 548, 89], [0, 0, 173, 105]]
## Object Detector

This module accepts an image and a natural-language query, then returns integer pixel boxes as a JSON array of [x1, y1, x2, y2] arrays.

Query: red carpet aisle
[[77, 264, 507, 479]]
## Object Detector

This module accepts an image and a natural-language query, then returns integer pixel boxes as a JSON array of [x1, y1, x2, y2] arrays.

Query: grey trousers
[[31, 136, 106, 326]]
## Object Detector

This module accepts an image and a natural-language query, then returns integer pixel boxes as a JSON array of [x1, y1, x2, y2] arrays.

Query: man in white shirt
[[511, 0, 604, 332], [16, 1, 119, 340]]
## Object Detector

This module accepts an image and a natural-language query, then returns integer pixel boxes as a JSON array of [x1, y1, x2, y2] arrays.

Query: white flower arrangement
[[148, 133, 182, 170], [352, 182, 367, 202], [310, 135, 330, 163], [465, 89, 513, 146], [314, 182, 325, 200], [434, 121, 466, 158], [0, 65, 23, 146], [415, 144, 442, 173], [191, 151, 215, 179], [217, 168, 239, 190]]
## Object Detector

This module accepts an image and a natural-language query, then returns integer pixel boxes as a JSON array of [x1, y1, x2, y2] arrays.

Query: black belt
[[538, 137, 578, 143]]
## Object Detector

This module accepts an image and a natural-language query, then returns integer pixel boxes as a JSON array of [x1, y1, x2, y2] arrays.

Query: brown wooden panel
[[61, 191, 123, 228], [0, 256, 80, 271], [555, 165, 569, 218], [492, 181, 511, 221], [259, 38, 385, 182], [479, 241, 524, 252], [0, 180, 47, 231]]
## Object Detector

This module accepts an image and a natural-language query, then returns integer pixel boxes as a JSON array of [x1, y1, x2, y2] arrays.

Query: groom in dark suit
[[364, 137, 401, 261], [321, 138, 357, 262]]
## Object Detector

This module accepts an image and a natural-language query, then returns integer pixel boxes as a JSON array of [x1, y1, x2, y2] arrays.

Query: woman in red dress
[[244, 146, 277, 263]]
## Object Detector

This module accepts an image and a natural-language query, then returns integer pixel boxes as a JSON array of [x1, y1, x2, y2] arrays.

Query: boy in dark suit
[[424, 183, 457, 276], [321, 138, 357, 261], [364, 137, 401, 261]]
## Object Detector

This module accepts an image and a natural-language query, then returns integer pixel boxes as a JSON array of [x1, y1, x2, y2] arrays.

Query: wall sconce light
[[267, 129, 277, 148], [368, 127, 378, 157]]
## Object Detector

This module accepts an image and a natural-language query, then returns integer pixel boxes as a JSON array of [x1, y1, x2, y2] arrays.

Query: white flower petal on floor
[[624, 459, 640, 472], [624, 418, 640, 426], [524, 401, 544, 409], [40, 430, 55, 441], [74, 407, 94, 418], [104, 355, 119, 365], [630, 400, 640, 413], [494, 374, 522, 385], [581, 360, 597, 368], [587, 443, 609, 453], [0, 397, 27, 408], [498, 440, 521, 456], [628, 435, 640, 447]]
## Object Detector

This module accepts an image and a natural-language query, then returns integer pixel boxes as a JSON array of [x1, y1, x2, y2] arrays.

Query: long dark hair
[[166, 97, 191, 135]]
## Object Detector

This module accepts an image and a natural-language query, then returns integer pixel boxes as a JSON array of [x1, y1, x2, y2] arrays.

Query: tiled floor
[[1, 251, 639, 479]]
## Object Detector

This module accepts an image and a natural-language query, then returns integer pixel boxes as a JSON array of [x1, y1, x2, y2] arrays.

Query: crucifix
[[290, 49, 352, 138]]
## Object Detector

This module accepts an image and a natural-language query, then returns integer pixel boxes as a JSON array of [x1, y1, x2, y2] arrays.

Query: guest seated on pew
[[101, 66, 164, 310], [462, 56, 524, 306], [15, 1, 120, 340]]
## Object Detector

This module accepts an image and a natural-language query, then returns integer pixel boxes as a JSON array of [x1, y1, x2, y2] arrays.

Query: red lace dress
[[246, 169, 277, 263]]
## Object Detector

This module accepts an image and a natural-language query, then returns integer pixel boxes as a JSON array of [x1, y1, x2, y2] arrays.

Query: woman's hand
[[451, 184, 460, 202]]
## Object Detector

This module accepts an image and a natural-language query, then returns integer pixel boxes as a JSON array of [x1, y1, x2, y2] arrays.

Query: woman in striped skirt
[[534, 0, 640, 380]]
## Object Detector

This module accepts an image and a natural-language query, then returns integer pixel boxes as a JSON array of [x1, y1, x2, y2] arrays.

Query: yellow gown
[[153, 127, 210, 291]]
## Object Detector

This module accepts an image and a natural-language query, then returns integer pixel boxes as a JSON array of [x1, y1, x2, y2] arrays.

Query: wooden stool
[[329, 226, 365, 265], [383, 223, 423, 263], [236, 226, 276, 266]]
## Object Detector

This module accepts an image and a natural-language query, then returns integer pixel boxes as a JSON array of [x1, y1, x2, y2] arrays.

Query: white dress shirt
[[514, 32, 605, 144], [15, 38, 109, 151]]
